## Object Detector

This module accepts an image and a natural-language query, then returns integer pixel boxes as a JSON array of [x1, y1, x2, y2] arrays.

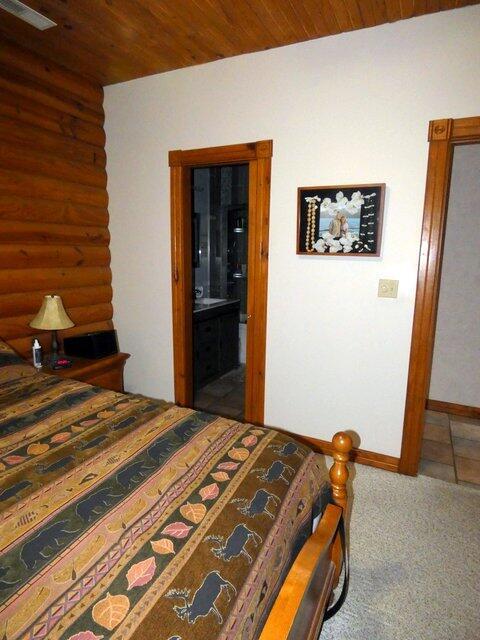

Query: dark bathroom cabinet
[[193, 301, 239, 389]]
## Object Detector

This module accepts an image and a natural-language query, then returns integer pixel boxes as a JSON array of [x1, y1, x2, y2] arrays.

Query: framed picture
[[296, 183, 385, 256]]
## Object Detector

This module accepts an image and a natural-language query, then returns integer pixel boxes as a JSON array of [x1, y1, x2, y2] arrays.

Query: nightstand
[[42, 352, 130, 392]]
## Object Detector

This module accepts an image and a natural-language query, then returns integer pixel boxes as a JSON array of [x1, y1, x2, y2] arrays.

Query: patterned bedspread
[[0, 341, 330, 640]]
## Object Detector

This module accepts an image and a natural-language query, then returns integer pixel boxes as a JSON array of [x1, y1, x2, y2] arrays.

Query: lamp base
[[50, 330, 72, 368], [50, 329, 59, 366]]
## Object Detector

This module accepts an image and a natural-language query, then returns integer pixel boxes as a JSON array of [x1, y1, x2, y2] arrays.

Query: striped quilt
[[0, 341, 330, 640]]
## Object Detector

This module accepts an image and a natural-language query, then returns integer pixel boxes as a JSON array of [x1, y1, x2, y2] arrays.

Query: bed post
[[329, 431, 352, 583], [330, 431, 352, 511]]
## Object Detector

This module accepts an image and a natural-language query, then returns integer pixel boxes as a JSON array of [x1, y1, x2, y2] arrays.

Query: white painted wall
[[104, 6, 480, 458], [429, 145, 480, 407]]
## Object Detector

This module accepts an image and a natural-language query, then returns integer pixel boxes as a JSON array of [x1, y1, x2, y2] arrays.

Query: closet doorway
[[169, 140, 272, 424], [400, 117, 480, 475]]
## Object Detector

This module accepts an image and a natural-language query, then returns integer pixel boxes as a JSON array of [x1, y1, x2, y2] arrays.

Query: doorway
[[418, 143, 480, 486], [399, 117, 480, 476], [169, 140, 272, 424], [192, 163, 248, 420]]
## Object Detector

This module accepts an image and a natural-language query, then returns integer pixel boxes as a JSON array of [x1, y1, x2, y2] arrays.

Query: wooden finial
[[329, 431, 353, 512]]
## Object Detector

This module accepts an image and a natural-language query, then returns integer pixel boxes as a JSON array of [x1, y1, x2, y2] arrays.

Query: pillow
[[0, 338, 37, 390], [0, 338, 25, 368]]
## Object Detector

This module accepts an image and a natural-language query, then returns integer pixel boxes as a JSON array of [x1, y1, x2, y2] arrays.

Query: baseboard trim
[[427, 399, 480, 420], [271, 425, 400, 473]]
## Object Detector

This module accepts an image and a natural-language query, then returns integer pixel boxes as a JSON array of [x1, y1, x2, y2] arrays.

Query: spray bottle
[[32, 338, 43, 369]]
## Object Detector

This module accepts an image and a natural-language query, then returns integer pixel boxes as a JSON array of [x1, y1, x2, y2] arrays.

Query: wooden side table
[[42, 352, 130, 393]]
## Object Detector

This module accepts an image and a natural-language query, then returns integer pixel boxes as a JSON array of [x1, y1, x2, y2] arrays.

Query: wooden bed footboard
[[259, 431, 353, 640]]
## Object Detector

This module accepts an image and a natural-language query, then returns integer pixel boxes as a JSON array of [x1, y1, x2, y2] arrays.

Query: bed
[[0, 339, 351, 640]]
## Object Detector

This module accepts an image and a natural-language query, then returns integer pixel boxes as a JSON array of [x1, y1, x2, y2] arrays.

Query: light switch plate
[[378, 279, 399, 298]]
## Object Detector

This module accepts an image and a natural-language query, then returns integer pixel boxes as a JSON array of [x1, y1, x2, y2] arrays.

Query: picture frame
[[296, 183, 385, 256]]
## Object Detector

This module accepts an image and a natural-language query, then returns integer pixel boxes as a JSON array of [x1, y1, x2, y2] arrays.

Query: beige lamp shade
[[29, 295, 75, 330]]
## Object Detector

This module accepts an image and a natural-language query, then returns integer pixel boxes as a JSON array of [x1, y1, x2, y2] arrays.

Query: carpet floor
[[320, 462, 480, 640]]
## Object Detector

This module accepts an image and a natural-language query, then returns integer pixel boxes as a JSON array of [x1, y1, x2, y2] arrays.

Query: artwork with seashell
[[297, 183, 385, 256]]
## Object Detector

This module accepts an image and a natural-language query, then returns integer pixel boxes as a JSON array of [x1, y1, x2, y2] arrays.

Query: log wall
[[0, 39, 113, 357]]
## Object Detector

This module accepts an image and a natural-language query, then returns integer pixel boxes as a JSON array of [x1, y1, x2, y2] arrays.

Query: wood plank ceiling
[[0, 0, 478, 86]]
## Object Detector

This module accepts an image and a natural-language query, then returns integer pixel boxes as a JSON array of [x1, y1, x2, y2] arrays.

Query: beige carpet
[[321, 463, 480, 640]]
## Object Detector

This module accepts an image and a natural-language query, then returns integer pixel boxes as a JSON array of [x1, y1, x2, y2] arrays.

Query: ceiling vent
[[0, 0, 56, 30]]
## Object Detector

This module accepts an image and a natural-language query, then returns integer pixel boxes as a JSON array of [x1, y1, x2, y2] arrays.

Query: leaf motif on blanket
[[180, 501, 206, 524], [228, 447, 250, 461], [8, 585, 51, 637], [151, 538, 175, 555], [126, 557, 156, 590], [80, 419, 99, 427], [250, 429, 265, 436], [211, 471, 230, 482], [199, 483, 219, 501], [97, 410, 116, 419], [241, 435, 258, 448], [217, 461, 240, 471], [50, 432, 72, 444], [54, 535, 106, 583], [71, 425, 85, 433], [145, 468, 177, 497], [92, 592, 130, 630], [175, 448, 201, 471], [27, 442, 50, 455], [107, 499, 146, 533], [4, 454, 26, 465], [161, 522, 192, 539], [67, 631, 104, 640]]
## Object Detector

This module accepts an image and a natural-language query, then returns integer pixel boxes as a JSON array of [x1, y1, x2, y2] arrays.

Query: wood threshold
[[399, 116, 480, 475], [427, 399, 480, 420], [169, 140, 272, 424]]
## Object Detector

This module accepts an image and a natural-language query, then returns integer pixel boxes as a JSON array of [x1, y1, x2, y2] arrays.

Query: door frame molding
[[169, 140, 272, 424], [399, 116, 480, 475]]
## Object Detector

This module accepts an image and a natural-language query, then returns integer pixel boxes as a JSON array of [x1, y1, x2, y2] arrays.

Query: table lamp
[[29, 295, 75, 365]]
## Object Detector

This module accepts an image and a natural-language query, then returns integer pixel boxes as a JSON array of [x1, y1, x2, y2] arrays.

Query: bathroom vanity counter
[[193, 298, 240, 321], [193, 299, 240, 388]]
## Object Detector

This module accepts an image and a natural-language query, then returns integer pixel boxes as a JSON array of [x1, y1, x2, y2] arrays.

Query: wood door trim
[[399, 116, 480, 475], [169, 140, 272, 423], [169, 140, 272, 167], [170, 162, 192, 407]]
